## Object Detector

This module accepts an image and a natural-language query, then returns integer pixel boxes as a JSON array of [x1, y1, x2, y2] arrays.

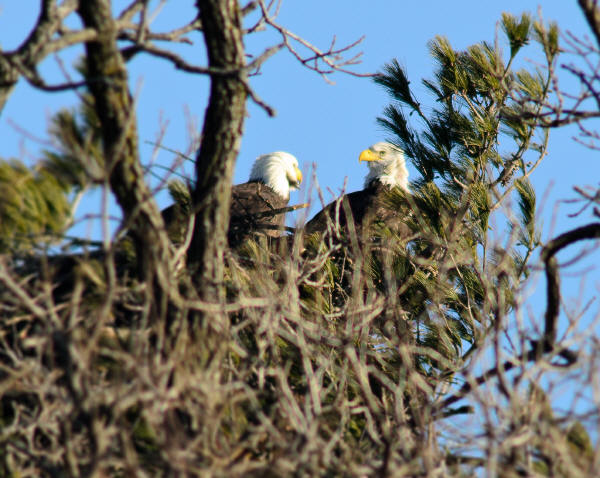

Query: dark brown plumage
[[305, 142, 410, 240], [162, 181, 289, 248], [163, 151, 302, 249], [228, 181, 290, 246], [305, 182, 403, 238]]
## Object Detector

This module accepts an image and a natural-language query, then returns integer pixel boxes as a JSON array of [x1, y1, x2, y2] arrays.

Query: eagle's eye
[[379, 150, 386, 158]]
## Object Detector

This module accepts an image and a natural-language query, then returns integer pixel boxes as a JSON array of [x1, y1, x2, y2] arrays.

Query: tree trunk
[[190, 0, 247, 305], [77, 0, 172, 312]]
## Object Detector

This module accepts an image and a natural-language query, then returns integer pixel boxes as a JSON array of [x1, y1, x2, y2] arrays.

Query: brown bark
[[0, 59, 18, 116], [189, 0, 247, 303], [578, 0, 600, 48], [0, 0, 77, 114], [77, 0, 172, 305], [540, 222, 600, 347]]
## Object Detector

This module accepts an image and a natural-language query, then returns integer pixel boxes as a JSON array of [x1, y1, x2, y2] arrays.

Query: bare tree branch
[[578, 0, 600, 47], [435, 224, 600, 415], [0, 0, 78, 113], [77, 0, 173, 310], [256, 0, 372, 82], [540, 222, 600, 346]]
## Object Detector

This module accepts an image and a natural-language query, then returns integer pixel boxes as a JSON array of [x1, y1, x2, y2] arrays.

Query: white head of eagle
[[359, 142, 409, 192], [249, 151, 302, 200]]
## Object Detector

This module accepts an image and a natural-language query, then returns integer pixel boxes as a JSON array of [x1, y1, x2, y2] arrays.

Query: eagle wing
[[161, 181, 289, 249], [228, 181, 289, 247], [305, 183, 410, 239]]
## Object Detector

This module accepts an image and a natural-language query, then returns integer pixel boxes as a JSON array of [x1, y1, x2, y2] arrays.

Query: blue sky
[[1, 2, 598, 338], [1, 2, 596, 228]]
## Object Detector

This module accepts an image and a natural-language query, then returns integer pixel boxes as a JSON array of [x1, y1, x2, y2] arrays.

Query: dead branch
[[578, 0, 600, 47], [0, 0, 79, 113], [435, 224, 600, 415], [540, 222, 600, 346], [255, 0, 372, 82]]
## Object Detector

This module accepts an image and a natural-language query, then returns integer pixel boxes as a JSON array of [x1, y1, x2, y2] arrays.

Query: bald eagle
[[305, 142, 409, 238], [228, 151, 302, 246], [163, 151, 303, 248]]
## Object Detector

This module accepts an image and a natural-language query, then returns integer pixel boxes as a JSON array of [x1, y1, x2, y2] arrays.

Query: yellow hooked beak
[[358, 149, 381, 162], [289, 165, 302, 186]]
